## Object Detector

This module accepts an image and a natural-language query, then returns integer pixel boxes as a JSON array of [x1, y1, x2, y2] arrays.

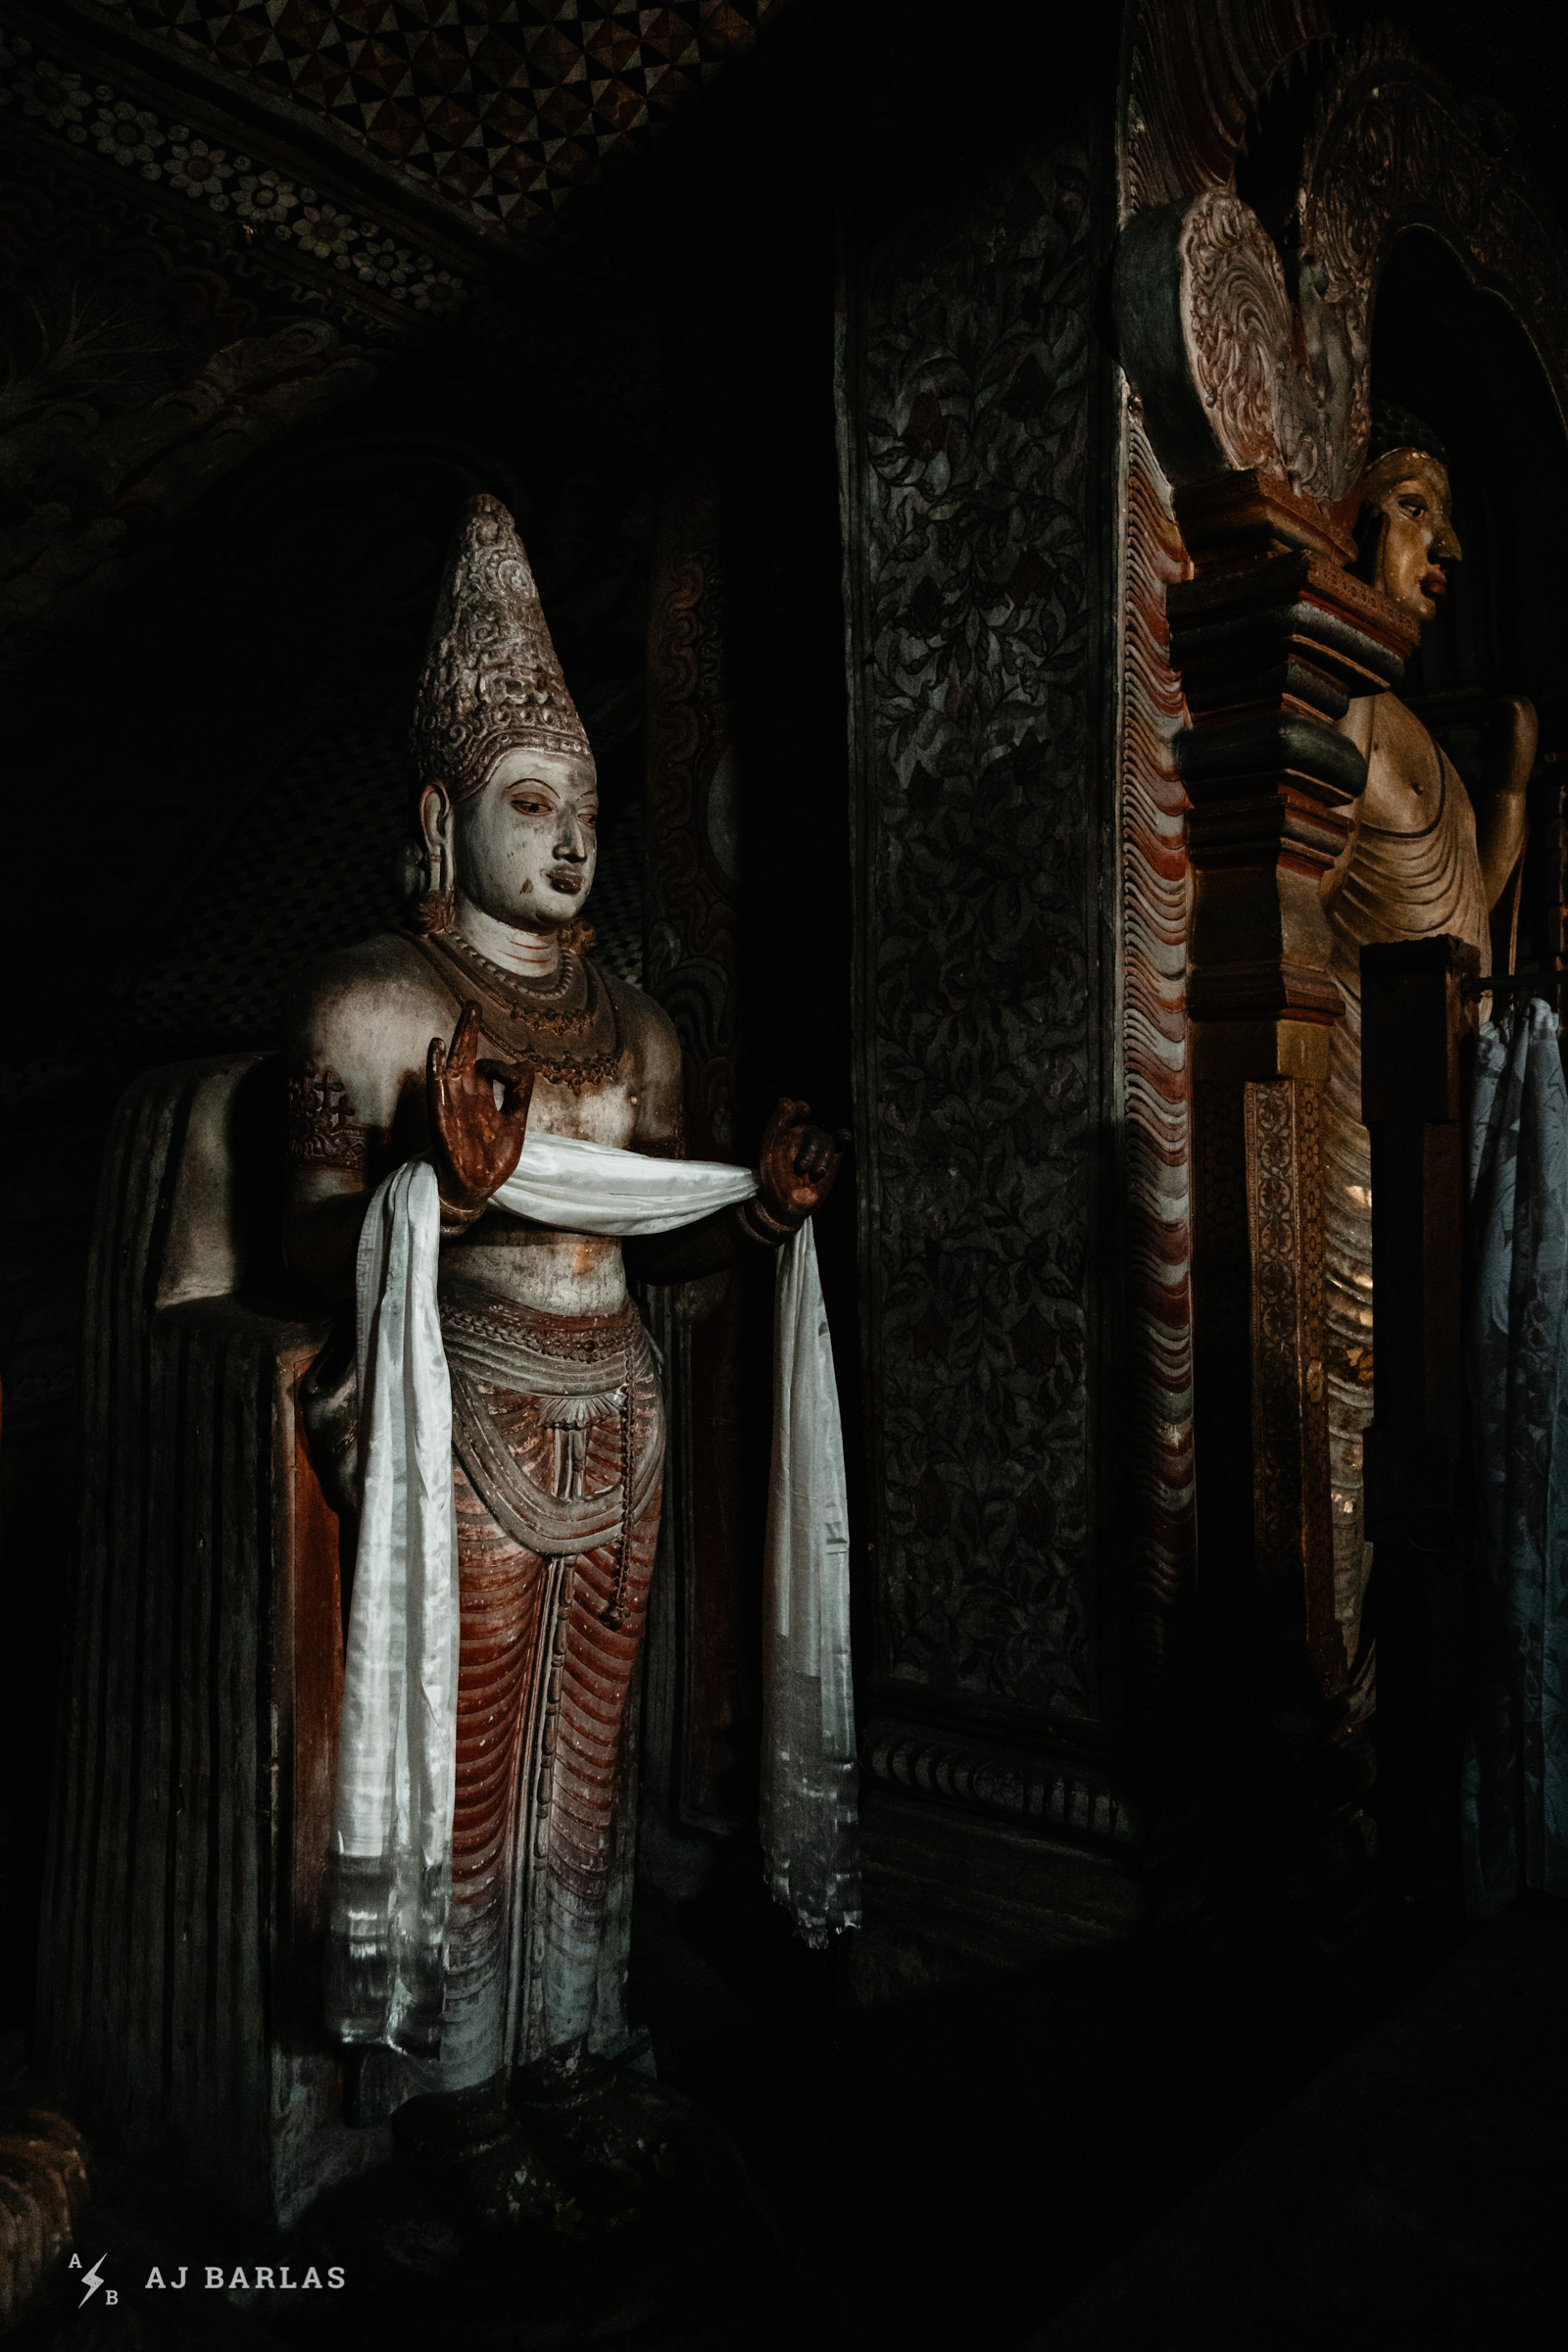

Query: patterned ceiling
[[103, 0, 790, 234]]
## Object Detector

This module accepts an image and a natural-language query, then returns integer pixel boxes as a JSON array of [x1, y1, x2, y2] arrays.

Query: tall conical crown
[[411, 493, 591, 799]]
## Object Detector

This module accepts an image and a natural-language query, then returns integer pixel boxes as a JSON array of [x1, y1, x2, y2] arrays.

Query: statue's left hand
[[428, 1001, 534, 1220], [1477, 695, 1538, 911], [758, 1098, 851, 1228]]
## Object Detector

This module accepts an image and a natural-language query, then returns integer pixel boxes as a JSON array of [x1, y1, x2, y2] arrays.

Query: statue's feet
[[509, 2039, 762, 2254], [512, 2041, 716, 2200], [391, 2076, 576, 2247], [280, 2057, 781, 2347]]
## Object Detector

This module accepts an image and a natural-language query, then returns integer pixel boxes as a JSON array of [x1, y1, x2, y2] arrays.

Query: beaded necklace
[[411, 928, 622, 1096]]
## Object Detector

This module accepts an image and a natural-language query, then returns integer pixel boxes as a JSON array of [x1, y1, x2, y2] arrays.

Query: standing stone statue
[[282, 495, 844, 2209], [1324, 408, 1535, 1677]]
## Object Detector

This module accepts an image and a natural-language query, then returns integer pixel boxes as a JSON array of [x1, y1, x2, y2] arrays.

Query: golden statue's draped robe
[[1321, 732, 1490, 1672]]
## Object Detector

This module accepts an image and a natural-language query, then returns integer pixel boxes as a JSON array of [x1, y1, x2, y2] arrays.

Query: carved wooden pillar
[[1168, 470, 1420, 1947], [1360, 936, 1479, 1908]]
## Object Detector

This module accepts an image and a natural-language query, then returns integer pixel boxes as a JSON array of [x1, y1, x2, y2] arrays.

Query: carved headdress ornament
[[412, 493, 591, 800]]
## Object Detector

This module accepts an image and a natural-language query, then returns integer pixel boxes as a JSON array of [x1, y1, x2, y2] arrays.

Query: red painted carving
[[1178, 189, 1325, 489], [1118, 404, 1197, 1693]]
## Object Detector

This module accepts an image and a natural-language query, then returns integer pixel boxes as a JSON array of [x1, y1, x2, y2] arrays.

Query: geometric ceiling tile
[[539, 82, 592, 136], [479, 91, 537, 145], [593, 82, 647, 135], [525, 24, 589, 84], [437, 148, 490, 199], [469, 29, 523, 88], [107, 0, 788, 237], [360, 97, 425, 154]]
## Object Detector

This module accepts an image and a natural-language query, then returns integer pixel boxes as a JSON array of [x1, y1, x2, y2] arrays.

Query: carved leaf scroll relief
[[844, 130, 1099, 1719], [0, 198, 370, 634]]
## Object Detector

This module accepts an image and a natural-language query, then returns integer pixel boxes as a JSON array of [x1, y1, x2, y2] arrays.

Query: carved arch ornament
[[1118, 20, 1568, 500], [1110, 4, 1568, 1704]]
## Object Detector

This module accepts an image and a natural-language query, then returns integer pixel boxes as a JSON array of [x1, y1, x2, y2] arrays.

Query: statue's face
[[444, 747, 599, 930], [1360, 451, 1461, 624]]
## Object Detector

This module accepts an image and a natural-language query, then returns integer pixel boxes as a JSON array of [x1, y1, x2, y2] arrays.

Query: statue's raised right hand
[[428, 1002, 534, 1223]]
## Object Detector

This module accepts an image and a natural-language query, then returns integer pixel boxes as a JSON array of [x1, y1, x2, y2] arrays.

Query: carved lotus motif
[[1178, 189, 1324, 490]]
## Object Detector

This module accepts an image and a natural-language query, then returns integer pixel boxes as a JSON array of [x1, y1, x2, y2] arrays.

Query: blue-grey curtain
[[1461, 1002, 1568, 1913]]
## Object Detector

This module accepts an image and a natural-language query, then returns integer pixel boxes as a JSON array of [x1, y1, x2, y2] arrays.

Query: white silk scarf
[[331, 1133, 860, 2051]]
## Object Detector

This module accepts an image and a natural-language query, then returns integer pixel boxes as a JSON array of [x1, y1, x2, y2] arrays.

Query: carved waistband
[[439, 1279, 646, 1398], [440, 1276, 641, 1347], [439, 1279, 662, 1561]]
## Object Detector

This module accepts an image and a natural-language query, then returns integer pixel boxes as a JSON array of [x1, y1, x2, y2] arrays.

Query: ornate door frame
[[1113, 1, 1568, 1931]]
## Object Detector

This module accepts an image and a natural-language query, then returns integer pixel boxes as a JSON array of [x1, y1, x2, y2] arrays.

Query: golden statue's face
[[1358, 450, 1461, 625]]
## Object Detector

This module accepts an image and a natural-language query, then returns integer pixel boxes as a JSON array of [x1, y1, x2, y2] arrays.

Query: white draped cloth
[[330, 1132, 860, 2054]]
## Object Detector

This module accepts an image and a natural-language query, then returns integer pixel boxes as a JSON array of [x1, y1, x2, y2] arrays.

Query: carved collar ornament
[[408, 928, 624, 1099], [411, 493, 593, 801]]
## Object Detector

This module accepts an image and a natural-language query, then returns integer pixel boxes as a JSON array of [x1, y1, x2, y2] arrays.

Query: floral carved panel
[[840, 123, 1102, 1723]]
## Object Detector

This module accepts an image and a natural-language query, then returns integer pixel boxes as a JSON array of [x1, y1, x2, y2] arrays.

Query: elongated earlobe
[[413, 867, 457, 936], [413, 782, 457, 933]]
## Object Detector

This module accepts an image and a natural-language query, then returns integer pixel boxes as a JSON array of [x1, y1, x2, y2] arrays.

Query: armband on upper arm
[[287, 1061, 372, 1176]]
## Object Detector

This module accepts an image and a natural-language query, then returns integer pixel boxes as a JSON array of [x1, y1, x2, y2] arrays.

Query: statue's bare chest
[[1358, 698, 1454, 837], [522, 1065, 645, 1151]]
